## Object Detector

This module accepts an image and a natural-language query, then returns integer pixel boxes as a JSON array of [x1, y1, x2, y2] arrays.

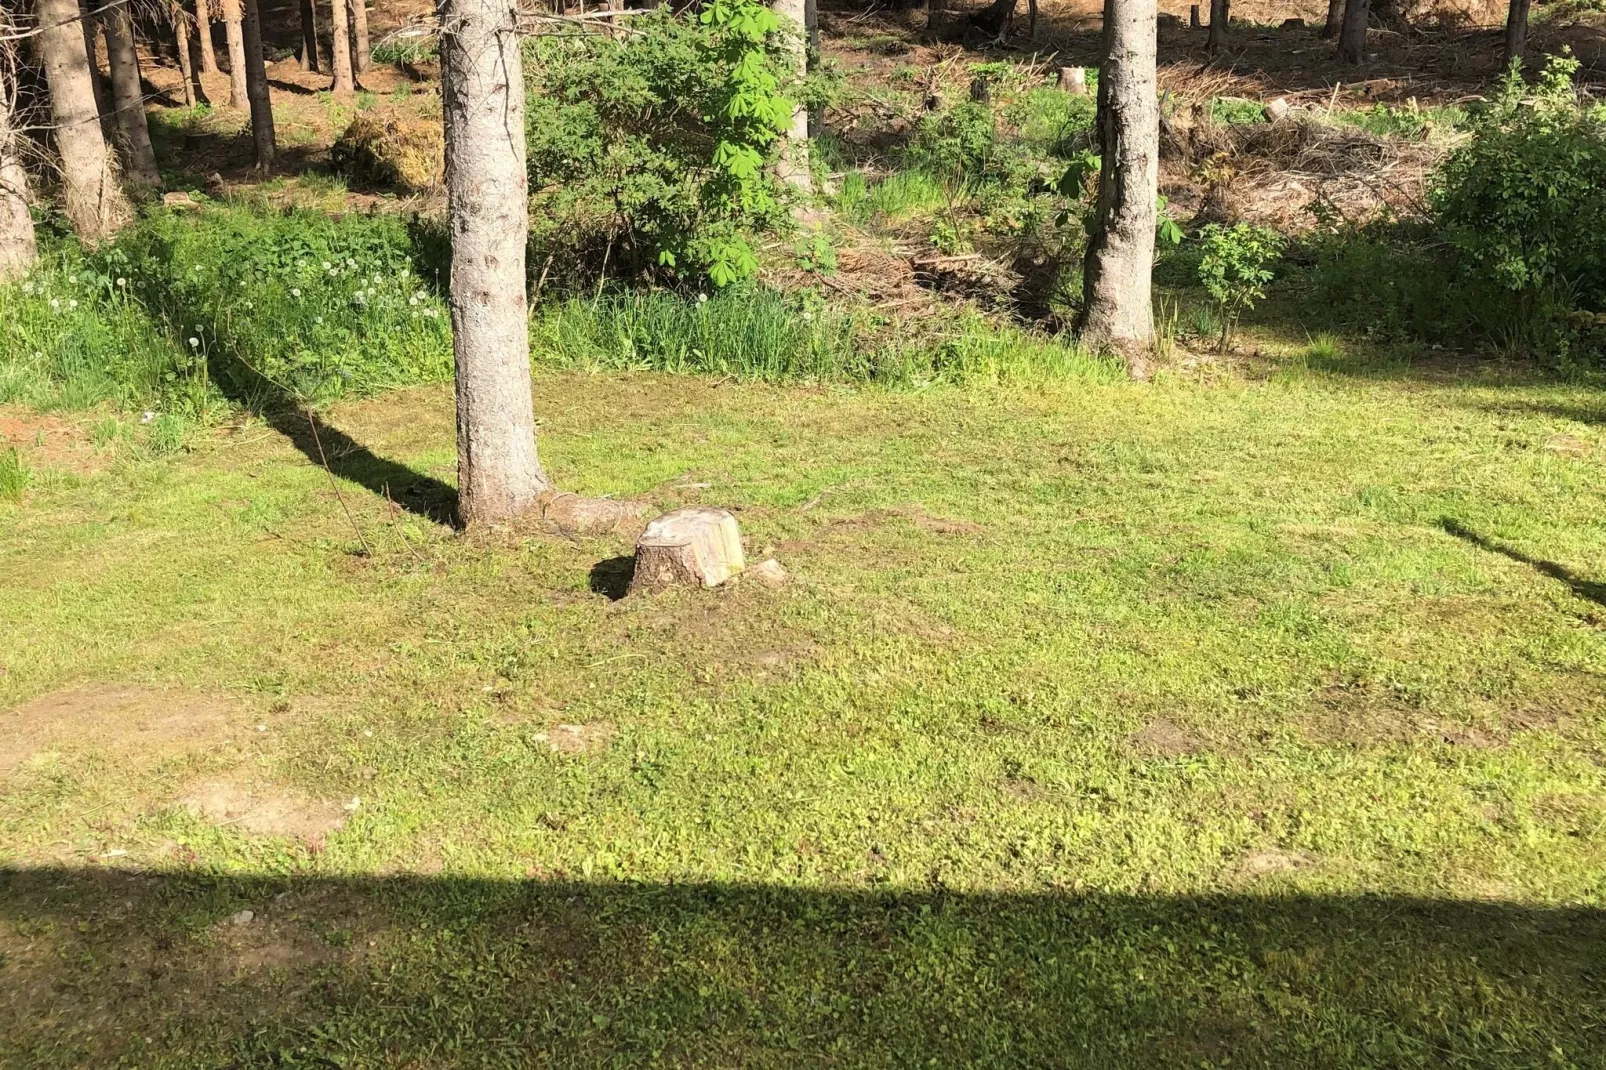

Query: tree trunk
[[196, 0, 220, 74], [1078, 0, 1158, 372], [0, 65, 38, 283], [1321, 0, 1342, 37], [80, 0, 113, 123], [1503, 0, 1529, 64], [171, 1, 196, 106], [299, 0, 321, 71], [222, 0, 250, 109], [1336, 0, 1368, 64], [805, 0, 821, 137], [773, 0, 811, 193], [37, 0, 132, 241], [241, 0, 276, 166], [351, 0, 372, 73], [440, 0, 552, 525], [101, 0, 162, 193], [329, 0, 356, 98], [1206, 0, 1228, 52]]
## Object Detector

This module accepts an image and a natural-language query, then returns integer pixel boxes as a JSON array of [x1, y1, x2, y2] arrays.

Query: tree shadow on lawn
[[1, 866, 1601, 1066], [1440, 518, 1606, 609]]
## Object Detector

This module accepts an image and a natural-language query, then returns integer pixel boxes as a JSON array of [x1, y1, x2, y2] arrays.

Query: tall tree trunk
[[101, 0, 162, 193], [1206, 0, 1228, 52], [196, 0, 220, 74], [299, 0, 321, 71], [1336, 0, 1368, 63], [1321, 0, 1343, 37], [329, 0, 356, 98], [805, 0, 821, 137], [0, 64, 37, 282], [241, 0, 276, 166], [1078, 0, 1158, 373], [37, 0, 132, 241], [440, 0, 551, 525], [172, 1, 197, 106], [773, 0, 811, 193], [1503, 0, 1529, 64], [350, 0, 371, 73], [80, 0, 113, 123], [222, 0, 249, 109]]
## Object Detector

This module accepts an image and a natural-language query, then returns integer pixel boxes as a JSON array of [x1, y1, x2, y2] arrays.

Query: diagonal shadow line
[[1439, 518, 1606, 608]]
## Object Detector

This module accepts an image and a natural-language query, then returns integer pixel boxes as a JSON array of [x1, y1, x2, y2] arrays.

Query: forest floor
[[4, 1, 1606, 1065]]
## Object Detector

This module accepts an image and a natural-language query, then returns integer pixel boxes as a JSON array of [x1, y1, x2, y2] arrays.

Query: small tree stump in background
[[1190, 4, 1201, 27], [1057, 67, 1087, 94], [630, 507, 745, 591]]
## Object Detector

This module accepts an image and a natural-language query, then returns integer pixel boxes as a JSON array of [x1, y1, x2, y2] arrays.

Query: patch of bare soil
[[181, 779, 353, 841], [1234, 846, 1317, 879], [0, 408, 106, 477], [539, 722, 617, 755], [1129, 717, 1201, 757], [0, 685, 241, 778]]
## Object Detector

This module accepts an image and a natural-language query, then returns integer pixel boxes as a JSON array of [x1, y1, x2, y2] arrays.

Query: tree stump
[[1190, 4, 1201, 28], [1057, 66, 1087, 94], [629, 507, 745, 592]]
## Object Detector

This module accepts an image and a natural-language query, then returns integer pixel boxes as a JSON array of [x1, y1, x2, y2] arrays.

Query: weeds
[[0, 448, 28, 503]]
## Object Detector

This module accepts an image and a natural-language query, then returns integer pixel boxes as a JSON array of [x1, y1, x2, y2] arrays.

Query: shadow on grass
[[1, 867, 1601, 1065], [266, 408, 459, 527], [588, 554, 636, 600], [1440, 518, 1606, 608]]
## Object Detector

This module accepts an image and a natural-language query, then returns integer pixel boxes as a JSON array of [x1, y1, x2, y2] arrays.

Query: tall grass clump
[[533, 287, 1119, 386]]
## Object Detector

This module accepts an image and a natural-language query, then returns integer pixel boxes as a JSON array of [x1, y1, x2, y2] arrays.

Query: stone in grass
[[630, 507, 745, 592], [746, 559, 789, 588], [1265, 96, 1292, 123]]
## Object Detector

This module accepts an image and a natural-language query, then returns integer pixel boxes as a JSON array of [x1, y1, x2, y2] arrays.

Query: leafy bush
[[1432, 55, 1606, 308], [1197, 222, 1284, 349], [523, 0, 801, 288], [1210, 97, 1268, 126]]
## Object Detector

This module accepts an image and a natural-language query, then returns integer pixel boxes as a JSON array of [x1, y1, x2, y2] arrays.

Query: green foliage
[[0, 448, 28, 503], [1210, 97, 1268, 126], [1197, 222, 1284, 349], [792, 232, 837, 273], [524, 3, 797, 288], [1332, 102, 1464, 140], [370, 33, 438, 66]]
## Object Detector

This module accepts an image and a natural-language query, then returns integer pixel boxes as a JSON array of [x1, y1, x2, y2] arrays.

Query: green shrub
[[1210, 97, 1268, 126], [1197, 222, 1284, 350], [523, 1, 799, 288]]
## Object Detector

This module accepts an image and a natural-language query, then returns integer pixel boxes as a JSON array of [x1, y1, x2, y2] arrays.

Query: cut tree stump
[[629, 507, 745, 591], [1057, 67, 1087, 94]]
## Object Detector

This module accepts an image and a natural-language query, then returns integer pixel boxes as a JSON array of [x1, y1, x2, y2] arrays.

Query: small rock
[[161, 191, 196, 210], [205, 172, 227, 196], [224, 909, 254, 926], [1265, 96, 1291, 123], [747, 558, 789, 588]]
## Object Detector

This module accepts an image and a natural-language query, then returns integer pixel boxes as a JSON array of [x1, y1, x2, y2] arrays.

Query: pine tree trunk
[[440, 0, 551, 525], [1078, 0, 1158, 373], [37, 0, 132, 241], [1206, 0, 1228, 52], [222, 0, 250, 109], [1337, 0, 1368, 63], [1321, 0, 1343, 37], [351, 0, 371, 73], [101, 0, 162, 193], [329, 0, 356, 98], [0, 64, 38, 283], [773, 0, 811, 192], [241, 0, 276, 166], [196, 0, 220, 74], [299, 0, 321, 71], [805, 0, 821, 137], [80, 0, 113, 122], [1503, 0, 1529, 64], [172, 1, 197, 107]]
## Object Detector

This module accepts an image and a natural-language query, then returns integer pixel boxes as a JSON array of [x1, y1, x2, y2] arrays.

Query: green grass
[[837, 168, 951, 223], [2, 349, 1605, 1064]]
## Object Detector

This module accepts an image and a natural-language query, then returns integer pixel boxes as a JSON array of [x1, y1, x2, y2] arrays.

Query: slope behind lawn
[[1, 363, 1604, 1065]]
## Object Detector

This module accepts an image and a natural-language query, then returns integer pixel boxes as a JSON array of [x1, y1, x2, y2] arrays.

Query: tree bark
[[1078, 0, 1158, 372], [196, 0, 220, 74], [773, 0, 811, 193], [805, 0, 820, 137], [1503, 0, 1529, 65], [351, 0, 372, 73], [37, 0, 132, 241], [222, 0, 249, 109], [80, 0, 113, 123], [101, 0, 162, 193], [171, 1, 195, 106], [1336, 0, 1368, 64], [329, 0, 356, 98], [1320, 0, 1343, 37], [0, 65, 37, 283], [1206, 0, 1228, 53], [299, 0, 321, 71], [241, 0, 276, 166], [440, 0, 551, 525]]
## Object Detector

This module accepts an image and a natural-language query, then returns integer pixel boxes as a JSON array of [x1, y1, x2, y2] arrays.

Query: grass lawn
[[3, 357, 1605, 1066]]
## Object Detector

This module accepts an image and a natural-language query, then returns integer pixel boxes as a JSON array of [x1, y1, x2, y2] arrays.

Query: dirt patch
[[539, 722, 617, 755], [181, 779, 351, 841], [1129, 718, 1201, 757], [0, 408, 105, 477], [1235, 846, 1316, 879], [0, 685, 240, 778]]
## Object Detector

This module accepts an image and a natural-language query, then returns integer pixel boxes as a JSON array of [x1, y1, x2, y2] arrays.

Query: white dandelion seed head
[[188, 337, 199, 347]]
